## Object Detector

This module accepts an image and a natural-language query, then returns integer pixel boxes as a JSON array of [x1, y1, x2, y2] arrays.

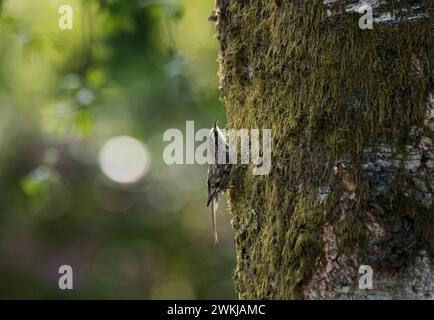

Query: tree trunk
[[214, 0, 434, 299]]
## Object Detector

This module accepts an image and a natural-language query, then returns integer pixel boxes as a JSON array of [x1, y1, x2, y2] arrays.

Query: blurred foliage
[[0, 0, 235, 299]]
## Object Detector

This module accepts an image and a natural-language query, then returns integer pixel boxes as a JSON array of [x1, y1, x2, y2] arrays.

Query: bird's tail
[[211, 198, 219, 245]]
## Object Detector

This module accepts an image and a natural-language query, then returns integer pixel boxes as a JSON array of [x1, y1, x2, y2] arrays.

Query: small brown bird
[[207, 120, 234, 245], [208, 9, 218, 23]]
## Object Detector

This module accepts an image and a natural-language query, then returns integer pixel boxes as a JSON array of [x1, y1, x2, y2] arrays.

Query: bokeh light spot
[[99, 136, 150, 184]]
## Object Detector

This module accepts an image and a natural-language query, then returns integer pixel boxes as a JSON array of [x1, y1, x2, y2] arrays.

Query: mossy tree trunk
[[213, 0, 434, 299]]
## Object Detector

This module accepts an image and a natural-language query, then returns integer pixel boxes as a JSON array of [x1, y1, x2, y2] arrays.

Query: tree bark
[[213, 0, 434, 299]]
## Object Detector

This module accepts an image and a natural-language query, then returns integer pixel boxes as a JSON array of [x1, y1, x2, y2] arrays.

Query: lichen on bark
[[213, 0, 434, 299]]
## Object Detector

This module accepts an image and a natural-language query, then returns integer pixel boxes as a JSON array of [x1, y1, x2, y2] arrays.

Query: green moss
[[217, 0, 434, 299]]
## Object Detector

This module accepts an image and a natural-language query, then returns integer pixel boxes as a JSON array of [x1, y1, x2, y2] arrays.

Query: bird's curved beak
[[213, 120, 218, 129]]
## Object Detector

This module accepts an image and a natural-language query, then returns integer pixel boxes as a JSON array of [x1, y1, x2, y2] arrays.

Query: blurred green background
[[0, 0, 236, 299]]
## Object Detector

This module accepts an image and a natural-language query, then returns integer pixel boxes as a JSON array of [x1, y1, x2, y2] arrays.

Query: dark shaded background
[[0, 0, 236, 299]]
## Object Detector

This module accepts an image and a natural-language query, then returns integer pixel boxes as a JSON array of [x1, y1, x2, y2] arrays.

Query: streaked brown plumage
[[207, 120, 233, 245]]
